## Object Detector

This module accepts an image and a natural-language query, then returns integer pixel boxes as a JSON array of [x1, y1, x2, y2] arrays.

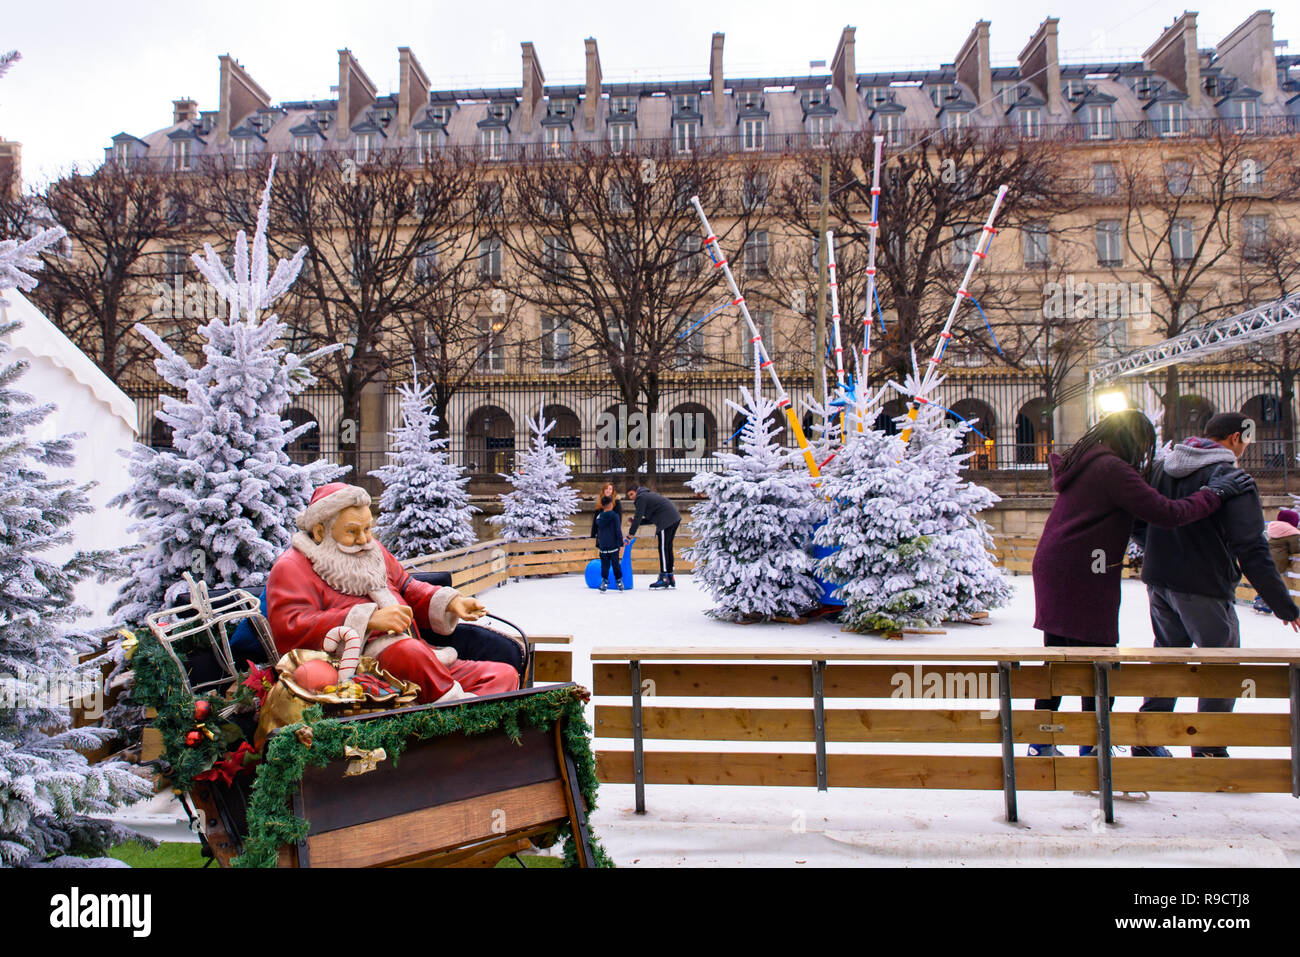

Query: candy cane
[[691, 195, 819, 477]]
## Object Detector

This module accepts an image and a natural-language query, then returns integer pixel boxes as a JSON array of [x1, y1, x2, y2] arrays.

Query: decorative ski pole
[[827, 229, 848, 440], [900, 183, 1008, 442], [859, 135, 884, 429], [690, 195, 820, 477]]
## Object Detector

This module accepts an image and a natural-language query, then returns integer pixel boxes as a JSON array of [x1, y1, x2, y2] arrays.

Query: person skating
[[1253, 508, 1300, 614], [1029, 410, 1255, 757], [626, 484, 682, 589], [589, 481, 623, 538], [593, 495, 625, 593], [1133, 413, 1300, 758]]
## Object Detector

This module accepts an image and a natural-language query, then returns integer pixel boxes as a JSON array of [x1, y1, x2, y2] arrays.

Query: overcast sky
[[1, 0, 1292, 183]]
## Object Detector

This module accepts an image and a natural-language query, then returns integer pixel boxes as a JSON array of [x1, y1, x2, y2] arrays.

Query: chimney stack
[[336, 49, 378, 143], [1215, 11, 1278, 104], [956, 21, 992, 114], [217, 55, 271, 143], [709, 33, 725, 127], [397, 47, 431, 135], [831, 26, 858, 125], [173, 98, 198, 126], [1143, 12, 1201, 108], [584, 38, 602, 132], [1018, 18, 1063, 116], [521, 42, 545, 133]]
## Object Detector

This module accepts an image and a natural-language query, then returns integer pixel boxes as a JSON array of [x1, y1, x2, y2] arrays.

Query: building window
[[480, 127, 505, 160], [1170, 219, 1195, 262], [1165, 160, 1192, 196], [475, 315, 505, 372], [742, 118, 765, 151], [741, 173, 768, 209], [677, 234, 702, 276], [171, 139, 192, 171], [609, 181, 632, 215], [164, 246, 188, 279], [1017, 108, 1041, 139], [541, 316, 571, 372], [610, 96, 635, 116], [809, 114, 833, 147], [951, 226, 977, 266], [1243, 214, 1269, 260], [743, 231, 769, 275], [674, 121, 698, 154], [673, 94, 698, 114], [878, 112, 904, 147], [929, 84, 957, 108], [674, 324, 706, 369], [477, 182, 504, 217], [943, 111, 970, 133], [544, 125, 569, 157], [1086, 104, 1113, 140], [430, 105, 453, 125], [1155, 102, 1184, 137], [1096, 315, 1127, 360], [417, 130, 437, 162], [478, 237, 502, 280], [355, 133, 377, 164], [1096, 220, 1123, 266], [1023, 222, 1049, 266], [609, 123, 633, 152], [542, 235, 570, 275], [232, 138, 250, 169], [1232, 99, 1261, 134], [414, 241, 438, 283], [293, 134, 314, 154], [1093, 162, 1118, 196], [993, 81, 1019, 110], [114, 141, 131, 166]]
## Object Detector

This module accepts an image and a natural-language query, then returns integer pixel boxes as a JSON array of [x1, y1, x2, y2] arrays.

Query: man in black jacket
[[626, 485, 682, 589], [1135, 412, 1300, 756]]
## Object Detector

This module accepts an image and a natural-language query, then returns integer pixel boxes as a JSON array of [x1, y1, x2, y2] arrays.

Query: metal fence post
[[998, 661, 1019, 823], [812, 660, 827, 792], [1095, 663, 1115, 824], [630, 660, 645, 814]]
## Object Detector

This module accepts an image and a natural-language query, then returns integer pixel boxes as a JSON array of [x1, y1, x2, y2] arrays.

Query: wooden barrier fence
[[590, 645, 1300, 824]]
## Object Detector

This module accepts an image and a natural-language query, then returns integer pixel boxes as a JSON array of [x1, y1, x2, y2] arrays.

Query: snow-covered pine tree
[[686, 387, 823, 621], [906, 404, 1012, 620], [111, 159, 343, 622], [0, 162, 152, 866], [487, 405, 580, 540], [369, 368, 477, 558], [813, 416, 951, 633]]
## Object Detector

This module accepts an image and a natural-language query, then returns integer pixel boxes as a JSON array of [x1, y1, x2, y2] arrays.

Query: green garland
[[235, 686, 613, 868]]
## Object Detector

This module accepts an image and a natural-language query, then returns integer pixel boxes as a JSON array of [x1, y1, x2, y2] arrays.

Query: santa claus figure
[[266, 483, 520, 703]]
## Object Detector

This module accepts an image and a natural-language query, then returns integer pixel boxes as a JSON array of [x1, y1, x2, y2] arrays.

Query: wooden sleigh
[[142, 576, 596, 868]]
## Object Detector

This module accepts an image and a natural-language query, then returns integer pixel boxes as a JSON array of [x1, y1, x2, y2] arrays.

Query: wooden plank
[[305, 780, 570, 868], [530, 634, 573, 645], [513, 560, 594, 577], [533, 650, 572, 684], [456, 572, 507, 597], [141, 727, 163, 763], [450, 566, 504, 589], [1047, 711, 1290, 748], [509, 549, 598, 568], [593, 662, 1054, 699], [596, 751, 1055, 791], [597, 705, 1018, 743], [1053, 756, 1292, 793], [1049, 662, 1291, 698]]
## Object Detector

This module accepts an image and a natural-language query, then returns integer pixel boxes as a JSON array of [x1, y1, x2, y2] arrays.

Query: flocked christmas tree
[[905, 403, 1012, 621], [111, 160, 343, 621], [0, 143, 154, 865], [369, 368, 477, 558], [686, 387, 824, 621], [488, 405, 580, 540]]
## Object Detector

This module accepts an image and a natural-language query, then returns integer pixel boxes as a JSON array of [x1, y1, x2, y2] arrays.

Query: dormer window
[[547, 98, 573, 118], [674, 119, 698, 154], [114, 141, 131, 166], [609, 122, 633, 152], [741, 117, 765, 151], [929, 83, 958, 107], [863, 86, 893, 106], [355, 132, 377, 164], [1062, 78, 1091, 101], [1151, 101, 1185, 137], [232, 137, 251, 169], [942, 110, 970, 133], [417, 130, 439, 162], [1229, 97, 1261, 134], [480, 126, 505, 160], [428, 105, 453, 126], [875, 111, 905, 147], [993, 81, 1020, 110], [1017, 107, 1041, 139], [488, 102, 512, 121], [1085, 104, 1114, 140], [171, 139, 192, 171], [738, 91, 763, 111], [673, 94, 699, 115], [809, 114, 833, 147], [610, 96, 635, 116], [544, 125, 569, 157]]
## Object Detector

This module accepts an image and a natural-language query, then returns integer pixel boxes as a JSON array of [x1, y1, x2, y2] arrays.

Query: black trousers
[[1034, 633, 1115, 713], [600, 548, 623, 582], [656, 521, 680, 575]]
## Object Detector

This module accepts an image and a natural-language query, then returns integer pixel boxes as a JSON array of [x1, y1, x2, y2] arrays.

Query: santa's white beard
[[293, 532, 395, 605]]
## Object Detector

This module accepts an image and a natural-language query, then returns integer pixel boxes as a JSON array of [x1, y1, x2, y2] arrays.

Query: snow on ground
[[481, 571, 1300, 867]]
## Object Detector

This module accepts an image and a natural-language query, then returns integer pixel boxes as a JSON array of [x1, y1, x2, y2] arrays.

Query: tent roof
[[0, 289, 138, 433]]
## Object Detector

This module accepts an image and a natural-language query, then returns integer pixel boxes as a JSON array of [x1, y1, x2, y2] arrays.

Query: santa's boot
[[649, 573, 670, 589]]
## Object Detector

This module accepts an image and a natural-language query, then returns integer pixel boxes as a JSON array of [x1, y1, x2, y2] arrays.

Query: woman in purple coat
[[1028, 410, 1254, 756]]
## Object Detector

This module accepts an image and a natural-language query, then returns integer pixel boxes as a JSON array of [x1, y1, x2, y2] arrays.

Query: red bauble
[[184, 730, 203, 747], [292, 659, 339, 692], [193, 700, 213, 721]]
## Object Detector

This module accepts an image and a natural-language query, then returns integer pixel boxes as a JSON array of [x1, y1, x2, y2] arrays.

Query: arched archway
[[1168, 394, 1214, 443], [665, 401, 716, 470], [1240, 393, 1286, 470], [543, 403, 581, 472], [465, 405, 515, 474], [949, 398, 997, 469], [285, 407, 320, 463], [1015, 398, 1053, 465]]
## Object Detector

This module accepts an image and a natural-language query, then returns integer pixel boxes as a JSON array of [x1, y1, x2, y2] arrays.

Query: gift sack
[[254, 649, 420, 747]]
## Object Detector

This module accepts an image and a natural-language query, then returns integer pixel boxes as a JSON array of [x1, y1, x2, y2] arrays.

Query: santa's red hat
[[296, 482, 372, 532]]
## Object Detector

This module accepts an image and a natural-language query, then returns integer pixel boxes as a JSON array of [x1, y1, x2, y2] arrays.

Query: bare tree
[[502, 143, 763, 475]]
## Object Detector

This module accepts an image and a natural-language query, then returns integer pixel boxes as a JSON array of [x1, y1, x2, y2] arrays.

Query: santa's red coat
[[266, 543, 518, 703]]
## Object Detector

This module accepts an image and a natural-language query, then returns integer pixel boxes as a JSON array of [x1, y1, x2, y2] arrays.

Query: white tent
[[0, 288, 138, 629]]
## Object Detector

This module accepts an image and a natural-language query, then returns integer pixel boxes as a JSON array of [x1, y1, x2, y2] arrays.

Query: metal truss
[[1089, 291, 1300, 389]]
